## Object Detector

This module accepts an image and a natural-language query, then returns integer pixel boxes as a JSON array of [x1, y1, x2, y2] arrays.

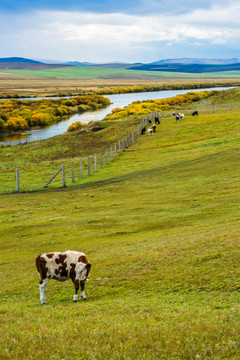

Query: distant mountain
[[65, 61, 87, 66], [0, 57, 43, 64], [127, 62, 240, 73], [151, 58, 240, 65]]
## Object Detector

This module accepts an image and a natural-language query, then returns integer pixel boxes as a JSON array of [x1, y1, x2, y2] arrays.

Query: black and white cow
[[192, 111, 198, 116], [36, 251, 91, 304]]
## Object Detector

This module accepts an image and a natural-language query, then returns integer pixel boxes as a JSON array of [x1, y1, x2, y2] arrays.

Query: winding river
[[0, 87, 231, 146]]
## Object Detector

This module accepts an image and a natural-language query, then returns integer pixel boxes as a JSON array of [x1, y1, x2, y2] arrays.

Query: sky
[[0, 0, 240, 63]]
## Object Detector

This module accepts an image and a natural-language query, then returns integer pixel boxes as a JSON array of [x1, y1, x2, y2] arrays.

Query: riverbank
[[0, 71, 239, 97], [0, 94, 110, 134], [0, 86, 234, 145]]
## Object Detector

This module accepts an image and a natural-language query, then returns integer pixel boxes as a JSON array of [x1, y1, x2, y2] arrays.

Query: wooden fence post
[[88, 157, 91, 175], [118, 140, 121, 153], [62, 165, 66, 187], [106, 149, 109, 164], [94, 154, 97, 171], [110, 146, 113, 161], [122, 139, 125, 151], [100, 153, 103, 168], [80, 159, 83, 178], [114, 143, 117, 157], [16, 169, 20, 192], [72, 162, 75, 182]]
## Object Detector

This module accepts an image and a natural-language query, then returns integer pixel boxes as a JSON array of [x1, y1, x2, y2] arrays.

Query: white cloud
[[0, 2, 240, 61]]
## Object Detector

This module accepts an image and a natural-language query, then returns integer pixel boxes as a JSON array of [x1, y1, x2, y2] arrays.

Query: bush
[[31, 112, 56, 126], [6, 116, 29, 131], [0, 118, 6, 130]]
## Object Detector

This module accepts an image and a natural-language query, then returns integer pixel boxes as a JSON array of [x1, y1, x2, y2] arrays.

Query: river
[[0, 87, 232, 146]]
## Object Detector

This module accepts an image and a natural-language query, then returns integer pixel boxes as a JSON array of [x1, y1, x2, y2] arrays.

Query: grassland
[[0, 88, 240, 359], [2, 66, 240, 79]]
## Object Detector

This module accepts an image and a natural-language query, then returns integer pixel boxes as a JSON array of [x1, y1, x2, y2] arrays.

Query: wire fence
[[0, 101, 237, 194], [1, 111, 162, 194]]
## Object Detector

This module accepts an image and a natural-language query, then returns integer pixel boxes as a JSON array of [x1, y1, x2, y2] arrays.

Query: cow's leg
[[39, 278, 49, 304], [73, 279, 79, 302], [80, 281, 86, 300]]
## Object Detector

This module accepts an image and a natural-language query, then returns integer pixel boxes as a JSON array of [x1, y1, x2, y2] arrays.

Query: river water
[[0, 87, 231, 146]]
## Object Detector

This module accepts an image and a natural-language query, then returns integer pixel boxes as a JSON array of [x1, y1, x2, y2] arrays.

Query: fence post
[[16, 169, 20, 192], [80, 159, 83, 178], [62, 165, 66, 187], [110, 146, 113, 161], [132, 132, 135, 144], [114, 143, 117, 157], [106, 149, 109, 164], [100, 153, 103, 168], [212, 104, 214, 112], [118, 140, 121, 153], [72, 162, 75, 182], [88, 157, 91, 176], [94, 154, 97, 171]]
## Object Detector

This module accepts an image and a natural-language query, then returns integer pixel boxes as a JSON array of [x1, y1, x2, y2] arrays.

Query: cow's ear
[[86, 263, 91, 270]]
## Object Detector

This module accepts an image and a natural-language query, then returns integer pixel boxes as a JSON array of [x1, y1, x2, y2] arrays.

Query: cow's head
[[79, 263, 91, 281], [78, 255, 91, 281]]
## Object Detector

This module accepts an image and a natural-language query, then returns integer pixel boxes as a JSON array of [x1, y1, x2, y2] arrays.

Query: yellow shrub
[[6, 116, 28, 131]]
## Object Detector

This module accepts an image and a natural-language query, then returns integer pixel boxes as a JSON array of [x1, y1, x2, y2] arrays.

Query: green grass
[[1, 66, 240, 79], [0, 89, 240, 359]]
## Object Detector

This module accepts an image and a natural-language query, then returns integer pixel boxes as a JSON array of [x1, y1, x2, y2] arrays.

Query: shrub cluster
[[104, 91, 218, 120], [0, 95, 110, 133]]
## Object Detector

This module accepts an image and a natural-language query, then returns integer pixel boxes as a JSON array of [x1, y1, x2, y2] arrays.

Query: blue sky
[[0, 0, 240, 63]]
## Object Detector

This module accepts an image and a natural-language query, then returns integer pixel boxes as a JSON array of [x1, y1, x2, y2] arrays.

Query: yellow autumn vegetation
[[104, 91, 218, 120], [0, 95, 110, 133]]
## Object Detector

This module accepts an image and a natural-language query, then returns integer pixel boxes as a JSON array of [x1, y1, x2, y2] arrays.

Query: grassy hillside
[[1, 66, 240, 79], [0, 89, 240, 359]]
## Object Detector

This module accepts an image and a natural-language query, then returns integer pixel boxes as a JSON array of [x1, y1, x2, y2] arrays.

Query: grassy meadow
[[2, 66, 240, 79], [0, 89, 240, 359]]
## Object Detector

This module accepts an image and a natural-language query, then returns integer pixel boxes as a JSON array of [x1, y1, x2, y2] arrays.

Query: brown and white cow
[[36, 251, 91, 304]]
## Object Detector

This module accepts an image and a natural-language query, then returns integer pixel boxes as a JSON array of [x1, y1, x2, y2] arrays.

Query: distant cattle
[[141, 126, 146, 135], [154, 117, 160, 124], [152, 124, 157, 133], [147, 128, 153, 135], [192, 111, 198, 116], [36, 251, 91, 304], [173, 112, 184, 122]]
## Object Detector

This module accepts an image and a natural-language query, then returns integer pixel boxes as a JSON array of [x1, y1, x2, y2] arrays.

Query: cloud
[[0, 1, 240, 61]]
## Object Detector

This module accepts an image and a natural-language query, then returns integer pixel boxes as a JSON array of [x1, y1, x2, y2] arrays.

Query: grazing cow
[[152, 124, 157, 133], [154, 117, 160, 124], [147, 128, 153, 135], [175, 115, 180, 123], [36, 251, 91, 304], [148, 119, 152, 125], [192, 111, 198, 116], [141, 126, 146, 135]]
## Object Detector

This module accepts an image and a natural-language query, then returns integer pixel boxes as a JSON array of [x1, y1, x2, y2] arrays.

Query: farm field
[[0, 89, 240, 359], [0, 68, 239, 97]]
